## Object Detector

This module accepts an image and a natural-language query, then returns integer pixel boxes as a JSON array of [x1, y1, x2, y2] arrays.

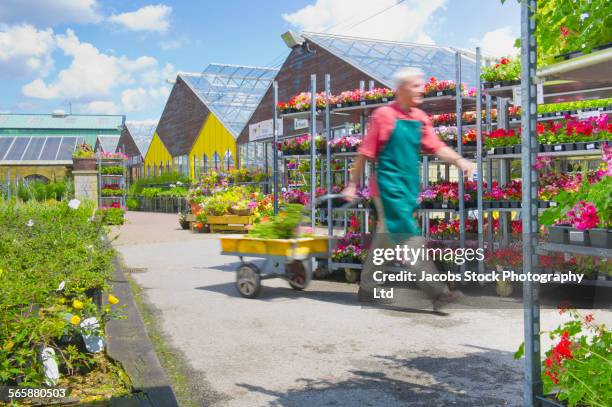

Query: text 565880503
[[0, 387, 68, 401]]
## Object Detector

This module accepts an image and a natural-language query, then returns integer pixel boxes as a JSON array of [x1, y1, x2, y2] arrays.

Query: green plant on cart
[[248, 204, 307, 239]]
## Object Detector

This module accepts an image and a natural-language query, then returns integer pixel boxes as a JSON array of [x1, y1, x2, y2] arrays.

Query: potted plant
[[514, 308, 611, 407], [480, 57, 520, 88], [72, 143, 96, 171], [178, 211, 190, 230]]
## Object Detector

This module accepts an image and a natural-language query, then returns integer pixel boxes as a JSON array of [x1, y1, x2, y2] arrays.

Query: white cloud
[[0, 24, 55, 78], [108, 4, 172, 33], [127, 119, 158, 127], [21, 29, 157, 101], [159, 38, 184, 50], [477, 26, 519, 58], [0, 0, 101, 26], [282, 0, 444, 43], [414, 32, 436, 45], [121, 85, 170, 112], [79, 100, 120, 114]]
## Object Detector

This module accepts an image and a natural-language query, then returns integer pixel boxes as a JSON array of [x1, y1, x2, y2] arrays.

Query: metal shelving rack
[[97, 156, 127, 208]]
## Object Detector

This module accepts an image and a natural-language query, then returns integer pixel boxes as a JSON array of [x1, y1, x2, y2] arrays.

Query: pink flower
[[567, 201, 600, 230]]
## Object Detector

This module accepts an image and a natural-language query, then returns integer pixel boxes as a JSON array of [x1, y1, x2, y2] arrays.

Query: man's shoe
[[432, 290, 464, 311]]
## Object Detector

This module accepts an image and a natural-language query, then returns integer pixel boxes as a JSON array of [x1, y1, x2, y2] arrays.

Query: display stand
[[98, 156, 127, 209]]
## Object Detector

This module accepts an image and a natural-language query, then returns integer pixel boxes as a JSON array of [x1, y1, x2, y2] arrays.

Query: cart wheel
[[286, 260, 310, 290], [236, 263, 261, 298]]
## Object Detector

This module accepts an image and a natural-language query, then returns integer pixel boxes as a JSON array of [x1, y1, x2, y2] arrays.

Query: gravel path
[[113, 211, 611, 407]]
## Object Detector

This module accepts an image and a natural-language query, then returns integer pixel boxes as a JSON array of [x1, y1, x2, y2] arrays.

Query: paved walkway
[[113, 211, 610, 407]]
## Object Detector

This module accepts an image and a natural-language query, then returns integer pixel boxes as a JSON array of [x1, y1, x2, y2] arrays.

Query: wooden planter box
[[207, 214, 254, 233], [72, 157, 97, 171]]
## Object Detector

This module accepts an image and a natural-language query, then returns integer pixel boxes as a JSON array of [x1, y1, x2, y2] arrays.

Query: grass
[[125, 269, 222, 407]]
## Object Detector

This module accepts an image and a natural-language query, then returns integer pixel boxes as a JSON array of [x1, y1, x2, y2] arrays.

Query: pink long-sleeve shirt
[[358, 102, 445, 197]]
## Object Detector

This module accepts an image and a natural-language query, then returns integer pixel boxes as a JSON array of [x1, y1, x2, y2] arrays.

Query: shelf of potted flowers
[[424, 77, 465, 98], [481, 56, 521, 89]]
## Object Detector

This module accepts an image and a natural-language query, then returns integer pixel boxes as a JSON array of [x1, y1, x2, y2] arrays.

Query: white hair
[[391, 67, 424, 88]]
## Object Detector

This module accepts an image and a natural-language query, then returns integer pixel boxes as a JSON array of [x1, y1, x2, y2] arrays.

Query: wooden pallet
[[207, 215, 254, 233]]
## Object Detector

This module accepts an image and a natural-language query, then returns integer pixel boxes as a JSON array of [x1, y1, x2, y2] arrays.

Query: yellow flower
[[59, 298, 65, 304], [108, 294, 119, 305], [3, 341, 14, 351], [70, 315, 81, 325], [72, 299, 84, 310]]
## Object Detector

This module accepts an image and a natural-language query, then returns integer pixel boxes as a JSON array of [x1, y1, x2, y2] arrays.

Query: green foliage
[[128, 172, 190, 196], [516, 308, 611, 407], [0, 199, 119, 386], [536, 0, 612, 66], [248, 204, 306, 239], [202, 186, 254, 216], [540, 176, 611, 228], [1, 179, 73, 202], [97, 207, 125, 225], [137, 186, 188, 198], [72, 143, 95, 158], [538, 98, 612, 113], [125, 197, 140, 211], [100, 166, 124, 175], [101, 188, 125, 197], [481, 57, 520, 82]]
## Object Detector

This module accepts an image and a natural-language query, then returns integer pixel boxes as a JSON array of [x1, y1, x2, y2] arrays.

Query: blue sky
[[0, 0, 520, 125]]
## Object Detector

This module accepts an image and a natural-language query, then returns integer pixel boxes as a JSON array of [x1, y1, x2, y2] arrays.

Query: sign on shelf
[[249, 119, 283, 142]]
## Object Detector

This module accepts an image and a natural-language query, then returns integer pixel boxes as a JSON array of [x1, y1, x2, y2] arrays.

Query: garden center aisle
[[111, 212, 606, 407]]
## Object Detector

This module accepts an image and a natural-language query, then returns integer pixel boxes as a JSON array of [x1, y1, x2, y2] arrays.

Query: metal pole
[[273, 81, 279, 215], [485, 94, 494, 251], [521, 1, 541, 405], [325, 74, 332, 236], [310, 74, 317, 229], [423, 156, 430, 239], [475, 47, 484, 275], [455, 52, 465, 248]]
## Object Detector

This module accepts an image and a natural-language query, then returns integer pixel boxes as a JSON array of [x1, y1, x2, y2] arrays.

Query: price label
[[586, 143, 595, 150], [550, 202, 557, 207], [569, 231, 584, 242], [437, 91, 444, 97], [336, 103, 342, 108], [441, 203, 448, 209], [554, 145, 562, 151], [382, 98, 388, 102], [578, 110, 600, 120], [360, 101, 366, 106]]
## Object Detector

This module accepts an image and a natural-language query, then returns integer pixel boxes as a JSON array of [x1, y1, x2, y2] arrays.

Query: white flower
[[56, 281, 65, 291], [176, 181, 183, 186], [26, 219, 34, 227], [68, 199, 81, 210], [169, 184, 176, 188]]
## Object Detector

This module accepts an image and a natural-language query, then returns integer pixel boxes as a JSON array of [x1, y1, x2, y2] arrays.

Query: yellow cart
[[219, 235, 329, 298]]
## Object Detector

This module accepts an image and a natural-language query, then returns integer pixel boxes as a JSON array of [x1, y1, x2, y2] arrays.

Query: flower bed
[[0, 199, 128, 396], [419, 181, 478, 209]]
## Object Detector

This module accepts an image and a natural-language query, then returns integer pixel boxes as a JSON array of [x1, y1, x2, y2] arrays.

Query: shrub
[[0, 199, 120, 386]]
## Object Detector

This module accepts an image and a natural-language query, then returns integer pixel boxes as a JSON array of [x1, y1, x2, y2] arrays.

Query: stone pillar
[[73, 170, 98, 207]]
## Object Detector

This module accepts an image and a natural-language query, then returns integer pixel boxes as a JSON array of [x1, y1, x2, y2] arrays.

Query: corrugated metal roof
[[179, 63, 278, 138], [0, 113, 125, 130], [302, 32, 477, 87]]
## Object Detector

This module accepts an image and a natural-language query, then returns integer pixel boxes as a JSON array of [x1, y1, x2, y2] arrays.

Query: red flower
[[560, 26, 569, 37], [500, 57, 510, 65], [584, 314, 594, 323]]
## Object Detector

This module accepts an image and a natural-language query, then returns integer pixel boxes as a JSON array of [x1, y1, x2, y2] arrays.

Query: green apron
[[376, 119, 422, 241]]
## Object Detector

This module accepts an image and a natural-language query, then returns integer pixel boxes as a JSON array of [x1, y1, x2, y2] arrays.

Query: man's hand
[[342, 183, 358, 202], [456, 158, 476, 179]]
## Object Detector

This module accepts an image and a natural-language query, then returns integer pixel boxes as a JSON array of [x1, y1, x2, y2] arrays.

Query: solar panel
[[4, 137, 29, 160], [39, 137, 61, 160], [0, 137, 15, 160], [57, 137, 77, 160], [21, 137, 46, 160]]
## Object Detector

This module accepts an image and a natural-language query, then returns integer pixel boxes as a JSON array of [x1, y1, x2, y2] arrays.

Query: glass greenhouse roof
[[96, 135, 120, 153], [125, 122, 156, 156], [303, 32, 477, 87], [180, 63, 278, 138], [0, 136, 85, 162]]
